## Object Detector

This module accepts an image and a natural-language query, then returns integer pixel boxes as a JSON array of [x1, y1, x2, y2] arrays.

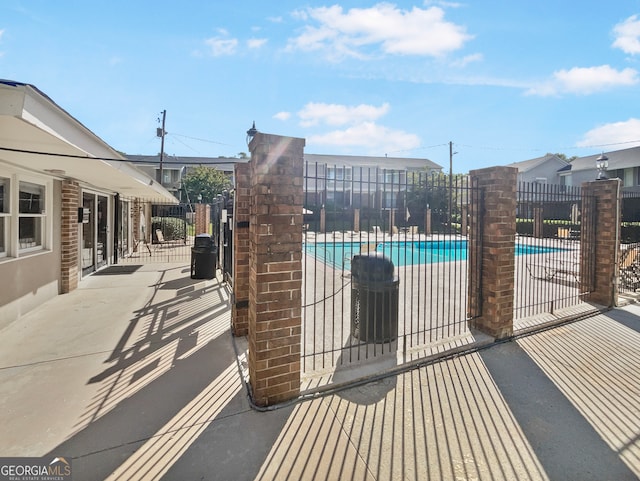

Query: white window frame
[[0, 169, 52, 261], [0, 175, 9, 258], [18, 180, 47, 252]]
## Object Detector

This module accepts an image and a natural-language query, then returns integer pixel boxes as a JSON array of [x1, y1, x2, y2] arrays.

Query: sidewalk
[[1, 262, 639, 480]]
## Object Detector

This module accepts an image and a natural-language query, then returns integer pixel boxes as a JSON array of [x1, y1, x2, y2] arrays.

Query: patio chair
[[526, 254, 579, 283], [154, 229, 169, 251]]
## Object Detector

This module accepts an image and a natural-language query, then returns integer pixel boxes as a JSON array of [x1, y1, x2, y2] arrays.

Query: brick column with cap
[[468, 166, 517, 339], [248, 132, 305, 407], [580, 178, 621, 307]]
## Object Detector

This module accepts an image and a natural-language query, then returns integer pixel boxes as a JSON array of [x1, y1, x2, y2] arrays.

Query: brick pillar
[[232, 163, 251, 336], [581, 179, 621, 307], [195, 203, 211, 235], [533, 205, 544, 238], [468, 166, 517, 339], [132, 200, 141, 250], [248, 132, 305, 407], [60, 180, 79, 293]]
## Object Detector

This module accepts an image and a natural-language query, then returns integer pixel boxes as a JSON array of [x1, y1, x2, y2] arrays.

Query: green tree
[[551, 152, 578, 162], [404, 171, 467, 231], [182, 166, 232, 203]]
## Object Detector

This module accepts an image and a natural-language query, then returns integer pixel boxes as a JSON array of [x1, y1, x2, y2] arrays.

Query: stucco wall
[[0, 180, 61, 328]]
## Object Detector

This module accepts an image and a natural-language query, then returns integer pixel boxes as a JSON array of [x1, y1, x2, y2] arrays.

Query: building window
[[18, 181, 45, 251], [0, 177, 8, 256], [624, 168, 634, 187], [383, 171, 404, 184], [327, 167, 352, 190]]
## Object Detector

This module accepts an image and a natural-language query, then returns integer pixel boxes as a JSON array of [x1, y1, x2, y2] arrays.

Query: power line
[[168, 132, 234, 147], [0, 146, 245, 165]]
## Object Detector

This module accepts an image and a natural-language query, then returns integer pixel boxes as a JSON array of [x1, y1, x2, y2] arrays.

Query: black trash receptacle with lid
[[191, 234, 217, 279], [351, 251, 399, 343]]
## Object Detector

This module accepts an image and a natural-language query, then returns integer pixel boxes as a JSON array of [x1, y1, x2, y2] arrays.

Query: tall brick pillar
[[468, 166, 517, 339], [60, 180, 80, 294], [248, 132, 305, 407], [581, 179, 621, 307], [195, 203, 211, 236], [232, 163, 251, 336]]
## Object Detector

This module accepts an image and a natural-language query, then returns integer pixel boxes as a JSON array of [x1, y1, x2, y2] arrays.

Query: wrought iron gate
[[513, 182, 596, 323]]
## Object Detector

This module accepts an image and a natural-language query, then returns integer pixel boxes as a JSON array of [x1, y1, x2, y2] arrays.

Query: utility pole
[[157, 110, 167, 184], [449, 141, 453, 178]]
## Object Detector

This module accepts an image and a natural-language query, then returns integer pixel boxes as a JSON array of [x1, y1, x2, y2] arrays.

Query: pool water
[[305, 240, 561, 269]]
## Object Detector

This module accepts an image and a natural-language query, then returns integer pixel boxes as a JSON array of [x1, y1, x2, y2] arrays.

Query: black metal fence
[[301, 164, 481, 373], [513, 182, 595, 321], [620, 191, 640, 293], [118, 199, 232, 278]]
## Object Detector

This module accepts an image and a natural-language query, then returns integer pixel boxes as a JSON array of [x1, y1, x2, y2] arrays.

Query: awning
[[0, 80, 176, 203]]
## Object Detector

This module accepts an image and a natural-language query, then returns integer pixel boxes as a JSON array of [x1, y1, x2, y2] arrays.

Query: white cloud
[[577, 118, 640, 148], [450, 53, 483, 68], [247, 38, 268, 49], [613, 15, 640, 55], [308, 121, 420, 153], [296, 101, 418, 153], [204, 36, 238, 56], [298, 102, 390, 127], [287, 4, 472, 61], [526, 65, 639, 96], [273, 111, 291, 121]]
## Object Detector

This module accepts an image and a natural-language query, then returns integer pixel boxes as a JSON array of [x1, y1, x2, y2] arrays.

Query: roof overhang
[[0, 81, 176, 202]]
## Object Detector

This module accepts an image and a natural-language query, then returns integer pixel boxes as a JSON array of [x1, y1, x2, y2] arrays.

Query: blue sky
[[2, 1, 640, 173]]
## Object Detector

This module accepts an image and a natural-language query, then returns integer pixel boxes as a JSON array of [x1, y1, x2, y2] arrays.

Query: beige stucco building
[[0, 80, 174, 327]]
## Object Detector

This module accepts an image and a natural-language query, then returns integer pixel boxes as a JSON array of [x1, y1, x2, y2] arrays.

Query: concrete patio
[[1, 261, 639, 480]]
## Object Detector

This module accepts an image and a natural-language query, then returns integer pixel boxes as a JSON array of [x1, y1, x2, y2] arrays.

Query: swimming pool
[[305, 240, 562, 269]]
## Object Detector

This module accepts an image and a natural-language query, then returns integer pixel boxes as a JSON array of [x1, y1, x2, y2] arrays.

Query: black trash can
[[351, 251, 399, 343], [191, 234, 217, 279]]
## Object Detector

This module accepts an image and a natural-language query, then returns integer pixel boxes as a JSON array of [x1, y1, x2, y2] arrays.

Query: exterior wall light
[[246, 121, 258, 146], [596, 153, 609, 180]]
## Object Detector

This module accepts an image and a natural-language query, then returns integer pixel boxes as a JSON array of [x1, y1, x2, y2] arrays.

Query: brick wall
[[247, 133, 305, 407], [468, 166, 517, 339], [232, 163, 251, 336], [60, 180, 79, 294]]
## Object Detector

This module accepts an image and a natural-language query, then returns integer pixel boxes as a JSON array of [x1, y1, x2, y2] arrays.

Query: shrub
[[151, 216, 187, 242]]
